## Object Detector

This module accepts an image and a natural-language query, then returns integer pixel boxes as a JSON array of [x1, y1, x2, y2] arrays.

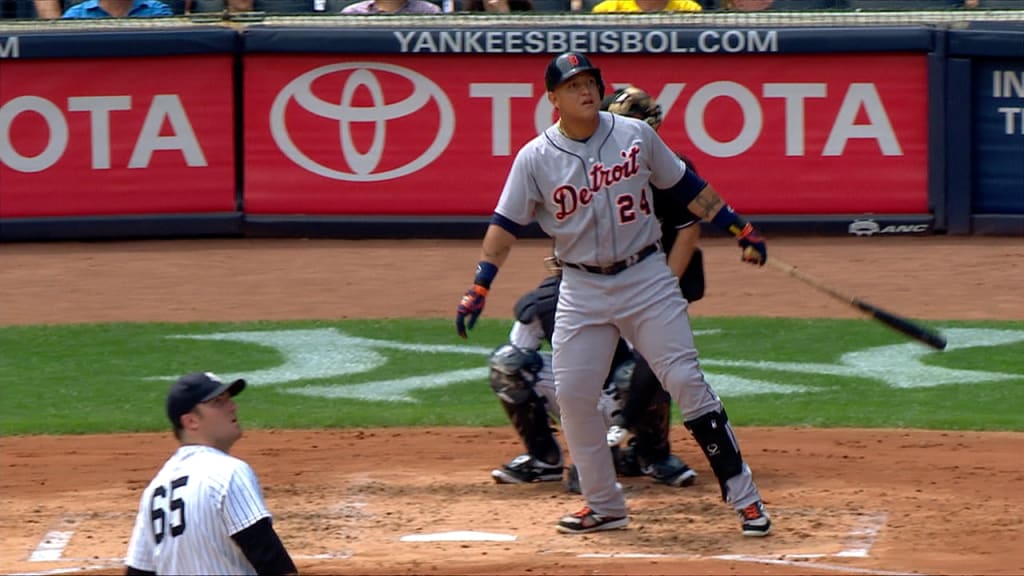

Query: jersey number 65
[[150, 476, 189, 544]]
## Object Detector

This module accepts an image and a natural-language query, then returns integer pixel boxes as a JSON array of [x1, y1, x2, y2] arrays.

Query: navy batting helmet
[[544, 52, 605, 98]]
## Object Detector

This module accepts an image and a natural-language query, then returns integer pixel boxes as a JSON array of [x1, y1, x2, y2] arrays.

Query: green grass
[[0, 318, 1021, 435]]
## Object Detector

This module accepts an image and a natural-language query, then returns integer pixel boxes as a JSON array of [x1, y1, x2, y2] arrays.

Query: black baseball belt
[[560, 242, 661, 276]]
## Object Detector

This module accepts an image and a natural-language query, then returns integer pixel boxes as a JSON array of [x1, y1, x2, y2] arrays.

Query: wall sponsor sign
[[0, 55, 236, 218], [972, 61, 1024, 214], [244, 52, 929, 216]]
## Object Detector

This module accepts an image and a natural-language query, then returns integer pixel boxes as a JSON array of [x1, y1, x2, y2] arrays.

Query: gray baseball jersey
[[125, 445, 271, 575], [495, 112, 685, 268]]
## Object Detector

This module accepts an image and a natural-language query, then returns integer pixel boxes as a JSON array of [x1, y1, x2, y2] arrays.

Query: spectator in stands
[[185, 0, 252, 12], [466, 0, 532, 10], [32, 0, 63, 17], [341, 0, 441, 12], [591, 0, 701, 11], [62, 0, 173, 16]]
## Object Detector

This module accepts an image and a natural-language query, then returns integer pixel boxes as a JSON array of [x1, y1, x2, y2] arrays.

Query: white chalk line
[[27, 531, 74, 562], [20, 511, 350, 576], [23, 508, 912, 576], [574, 509, 917, 576], [713, 555, 924, 576], [10, 565, 124, 576], [838, 511, 889, 558], [12, 553, 355, 576]]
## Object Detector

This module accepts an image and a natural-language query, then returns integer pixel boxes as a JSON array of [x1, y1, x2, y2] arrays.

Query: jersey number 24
[[617, 189, 652, 224]]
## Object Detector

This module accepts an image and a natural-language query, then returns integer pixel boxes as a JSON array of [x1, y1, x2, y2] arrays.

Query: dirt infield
[[1, 235, 1023, 576]]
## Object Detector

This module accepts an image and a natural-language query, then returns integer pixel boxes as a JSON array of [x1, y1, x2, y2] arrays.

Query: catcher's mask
[[600, 86, 663, 131]]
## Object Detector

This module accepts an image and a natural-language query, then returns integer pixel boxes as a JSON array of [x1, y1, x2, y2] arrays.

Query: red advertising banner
[[0, 56, 235, 218], [244, 53, 928, 216]]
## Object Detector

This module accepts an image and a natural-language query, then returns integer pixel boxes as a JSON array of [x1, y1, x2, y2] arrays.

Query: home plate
[[400, 531, 517, 542]]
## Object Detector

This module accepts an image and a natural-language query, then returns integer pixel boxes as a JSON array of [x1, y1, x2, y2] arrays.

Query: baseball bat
[[765, 257, 947, 351]]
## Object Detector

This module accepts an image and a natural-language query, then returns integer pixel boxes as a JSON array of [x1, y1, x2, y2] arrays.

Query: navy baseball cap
[[166, 371, 246, 426]]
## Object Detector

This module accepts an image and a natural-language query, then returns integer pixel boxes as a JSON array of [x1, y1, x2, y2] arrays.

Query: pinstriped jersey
[[495, 111, 687, 268], [125, 445, 270, 575]]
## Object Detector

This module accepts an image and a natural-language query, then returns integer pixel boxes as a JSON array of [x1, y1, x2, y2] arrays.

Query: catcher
[[489, 86, 707, 491]]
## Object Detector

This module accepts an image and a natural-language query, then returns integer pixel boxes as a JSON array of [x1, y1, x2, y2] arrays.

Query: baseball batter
[[488, 86, 706, 492], [125, 372, 296, 576], [456, 52, 772, 536]]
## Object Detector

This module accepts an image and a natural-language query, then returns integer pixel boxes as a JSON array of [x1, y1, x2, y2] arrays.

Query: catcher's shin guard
[[500, 398, 560, 465], [621, 356, 672, 465], [684, 409, 744, 501], [630, 391, 672, 466]]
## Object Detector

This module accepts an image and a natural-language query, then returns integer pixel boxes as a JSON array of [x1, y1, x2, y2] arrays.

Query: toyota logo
[[270, 63, 455, 182]]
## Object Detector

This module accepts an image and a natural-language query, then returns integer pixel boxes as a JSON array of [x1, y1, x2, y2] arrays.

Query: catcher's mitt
[[600, 86, 663, 131], [679, 247, 705, 303]]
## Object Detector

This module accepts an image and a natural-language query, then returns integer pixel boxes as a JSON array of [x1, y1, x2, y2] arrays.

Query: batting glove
[[737, 223, 767, 266], [737, 222, 770, 266], [455, 285, 488, 338]]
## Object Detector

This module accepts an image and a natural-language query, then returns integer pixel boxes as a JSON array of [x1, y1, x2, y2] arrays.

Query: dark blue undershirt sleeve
[[663, 169, 709, 206], [231, 518, 296, 576], [490, 212, 525, 238]]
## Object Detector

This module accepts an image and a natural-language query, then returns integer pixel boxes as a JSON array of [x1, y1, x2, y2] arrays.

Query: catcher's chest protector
[[513, 275, 561, 343]]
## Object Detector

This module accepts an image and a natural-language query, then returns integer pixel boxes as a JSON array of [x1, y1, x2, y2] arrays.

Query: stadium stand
[[191, 0, 314, 12], [57, 0, 188, 14], [976, 0, 1024, 6], [846, 0, 962, 9], [768, 0, 843, 9], [1, 0, 33, 17], [530, 0, 570, 9]]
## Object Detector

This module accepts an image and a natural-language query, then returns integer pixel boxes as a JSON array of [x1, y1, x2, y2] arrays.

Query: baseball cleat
[[738, 501, 772, 537], [556, 506, 629, 534], [642, 454, 698, 487], [491, 454, 563, 484], [659, 465, 698, 487]]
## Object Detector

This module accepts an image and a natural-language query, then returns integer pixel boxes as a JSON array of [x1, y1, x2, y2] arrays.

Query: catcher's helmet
[[544, 52, 605, 98], [601, 86, 663, 131]]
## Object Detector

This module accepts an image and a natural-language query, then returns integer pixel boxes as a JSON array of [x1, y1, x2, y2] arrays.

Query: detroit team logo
[[552, 146, 641, 221]]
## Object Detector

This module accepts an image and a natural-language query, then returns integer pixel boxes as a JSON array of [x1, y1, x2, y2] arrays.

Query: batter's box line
[[7, 563, 124, 576], [24, 510, 352, 568], [14, 553, 355, 576], [573, 509, 904, 574], [712, 555, 926, 576], [24, 512, 135, 563], [27, 552, 353, 564], [575, 553, 924, 576]]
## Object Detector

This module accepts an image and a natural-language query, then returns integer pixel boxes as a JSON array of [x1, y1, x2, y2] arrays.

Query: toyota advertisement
[[0, 55, 235, 218], [0, 49, 929, 222], [243, 53, 929, 216]]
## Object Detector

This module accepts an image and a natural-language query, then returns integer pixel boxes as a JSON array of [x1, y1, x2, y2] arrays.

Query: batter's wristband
[[474, 261, 499, 289], [710, 205, 749, 238]]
